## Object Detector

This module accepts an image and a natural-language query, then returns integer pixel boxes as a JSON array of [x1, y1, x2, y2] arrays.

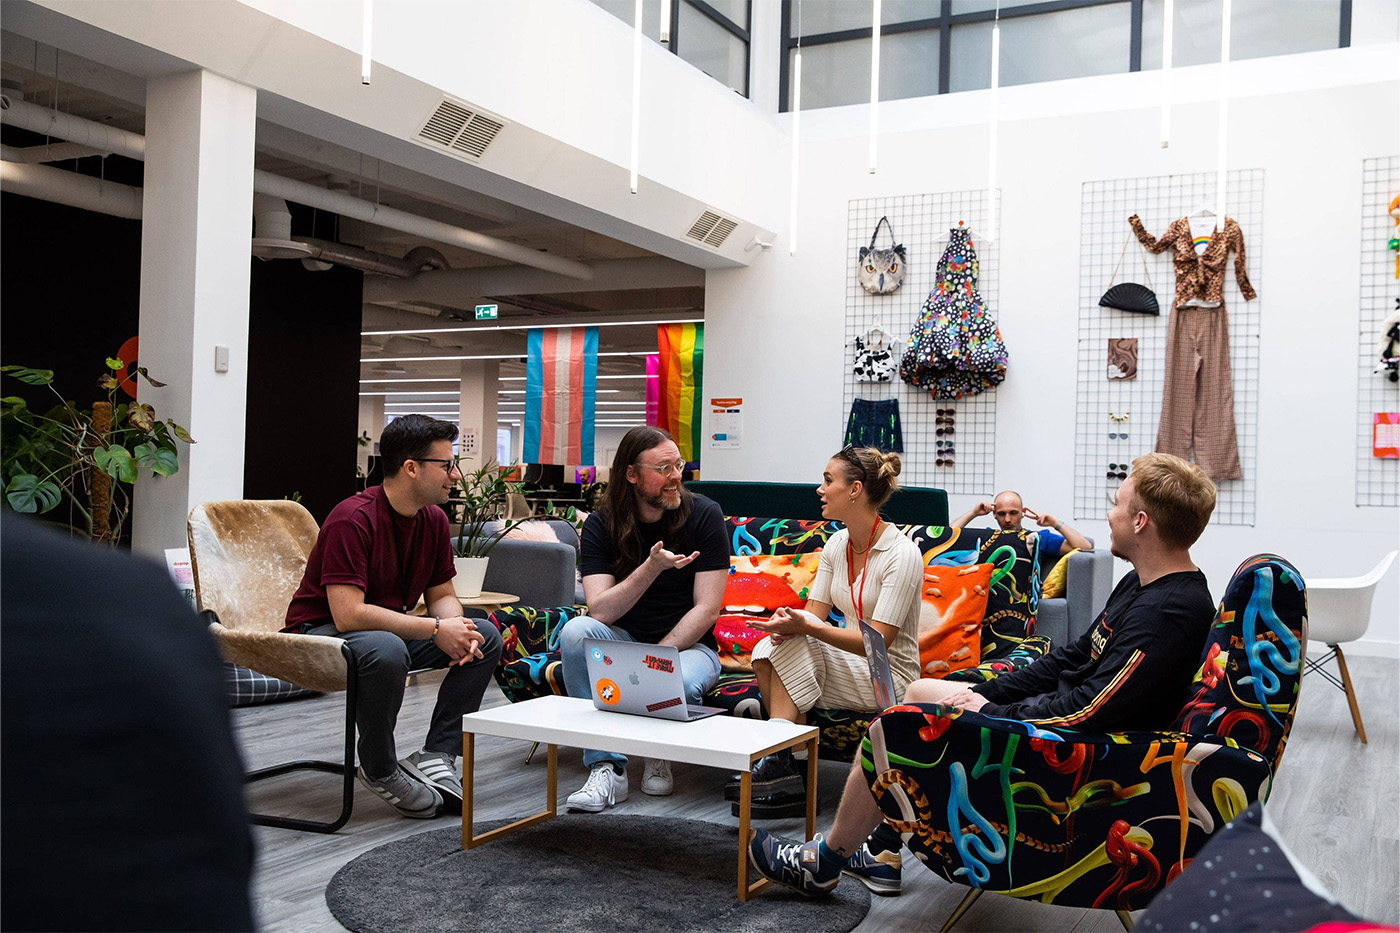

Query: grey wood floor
[[236, 654, 1399, 932]]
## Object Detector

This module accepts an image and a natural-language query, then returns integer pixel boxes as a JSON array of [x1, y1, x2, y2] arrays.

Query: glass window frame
[[778, 0, 1352, 112], [673, 0, 753, 96]]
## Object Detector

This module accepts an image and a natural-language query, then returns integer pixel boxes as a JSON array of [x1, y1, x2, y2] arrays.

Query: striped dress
[[752, 523, 923, 713]]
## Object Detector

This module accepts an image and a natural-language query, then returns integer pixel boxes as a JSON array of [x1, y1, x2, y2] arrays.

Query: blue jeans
[[559, 615, 721, 769]]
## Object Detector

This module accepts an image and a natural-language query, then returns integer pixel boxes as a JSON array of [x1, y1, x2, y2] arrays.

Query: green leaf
[[133, 442, 179, 476], [93, 445, 138, 483], [5, 473, 61, 513], [166, 420, 195, 444], [1, 366, 54, 386], [106, 357, 125, 371]]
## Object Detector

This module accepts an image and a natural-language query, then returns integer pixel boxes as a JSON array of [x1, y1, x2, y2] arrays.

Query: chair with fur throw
[[188, 500, 358, 833]]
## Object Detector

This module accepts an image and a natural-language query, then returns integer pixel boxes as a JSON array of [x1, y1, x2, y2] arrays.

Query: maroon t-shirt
[[283, 486, 456, 632]]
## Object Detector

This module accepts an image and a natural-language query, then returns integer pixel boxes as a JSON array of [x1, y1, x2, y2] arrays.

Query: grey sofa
[[470, 518, 582, 611], [1035, 546, 1114, 647]]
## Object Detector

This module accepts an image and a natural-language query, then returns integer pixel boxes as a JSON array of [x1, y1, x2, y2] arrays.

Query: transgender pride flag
[[524, 327, 597, 466]]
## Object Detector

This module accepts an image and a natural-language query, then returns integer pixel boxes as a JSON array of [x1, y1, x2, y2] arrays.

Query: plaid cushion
[[224, 662, 319, 707]]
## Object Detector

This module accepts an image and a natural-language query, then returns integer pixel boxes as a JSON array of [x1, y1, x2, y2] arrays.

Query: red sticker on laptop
[[596, 678, 621, 705]]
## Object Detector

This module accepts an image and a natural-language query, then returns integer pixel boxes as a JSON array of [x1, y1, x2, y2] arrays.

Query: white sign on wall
[[709, 397, 742, 449], [461, 426, 479, 457]]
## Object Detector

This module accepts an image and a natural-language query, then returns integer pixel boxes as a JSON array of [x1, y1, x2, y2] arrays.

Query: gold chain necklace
[[849, 521, 882, 555]]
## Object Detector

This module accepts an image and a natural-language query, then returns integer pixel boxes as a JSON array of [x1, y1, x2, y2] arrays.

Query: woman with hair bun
[[733, 447, 923, 845]]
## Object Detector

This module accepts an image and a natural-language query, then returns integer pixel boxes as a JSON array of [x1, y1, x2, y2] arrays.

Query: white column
[[457, 360, 500, 471], [133, 71, 257, 557]]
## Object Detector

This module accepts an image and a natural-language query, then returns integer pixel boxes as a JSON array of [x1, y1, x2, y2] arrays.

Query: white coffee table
[[461, 695, 818, 901]]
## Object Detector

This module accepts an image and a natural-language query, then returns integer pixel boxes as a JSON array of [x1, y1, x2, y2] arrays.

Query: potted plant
[[1, 359, 194, 545], [450, 458, 528, 598]]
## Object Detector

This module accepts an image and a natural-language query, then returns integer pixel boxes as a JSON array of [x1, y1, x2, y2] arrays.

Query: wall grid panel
[[1357, 155, 1400, 508], [1075, 169, 1264, 526], [845, 190, 999, 495]]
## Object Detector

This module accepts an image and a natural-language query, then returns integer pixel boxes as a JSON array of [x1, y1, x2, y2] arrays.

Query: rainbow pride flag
[[524, 327, 597, 466], [656, 323, 703, 462]]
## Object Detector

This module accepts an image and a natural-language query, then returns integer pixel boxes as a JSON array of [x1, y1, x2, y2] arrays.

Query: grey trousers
[[301, 621, 503, 778]]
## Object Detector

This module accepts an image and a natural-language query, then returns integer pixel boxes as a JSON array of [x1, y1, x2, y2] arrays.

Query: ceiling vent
[[416, 98, 506, 160], [685, 210, 739, 248]]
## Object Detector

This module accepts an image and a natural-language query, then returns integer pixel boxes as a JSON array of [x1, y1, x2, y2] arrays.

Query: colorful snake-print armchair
[[860, 554, 1307, 930]]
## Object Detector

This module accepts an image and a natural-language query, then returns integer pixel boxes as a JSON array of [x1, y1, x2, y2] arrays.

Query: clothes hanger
[[932, 219, 969, 245]]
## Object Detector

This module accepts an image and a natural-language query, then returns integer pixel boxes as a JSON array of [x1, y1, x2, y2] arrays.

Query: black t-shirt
[[579, 493, 730, 647], [973, 569, 1215, 732]]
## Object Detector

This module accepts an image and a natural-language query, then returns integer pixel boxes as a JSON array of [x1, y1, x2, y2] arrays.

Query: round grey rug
[[326, 815, 871, 933]]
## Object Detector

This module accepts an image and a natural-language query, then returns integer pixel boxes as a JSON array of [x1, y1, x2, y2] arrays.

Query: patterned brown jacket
[[1129, 215, 1257, 311]]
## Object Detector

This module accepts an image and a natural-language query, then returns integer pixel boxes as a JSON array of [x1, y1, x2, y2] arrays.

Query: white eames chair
[[1302, 550, 1397, 744]]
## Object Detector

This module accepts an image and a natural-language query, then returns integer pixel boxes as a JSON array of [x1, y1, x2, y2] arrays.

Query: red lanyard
[[847, 521, 881, 625]]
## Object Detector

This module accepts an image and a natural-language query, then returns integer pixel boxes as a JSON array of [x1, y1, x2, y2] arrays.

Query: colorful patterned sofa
[[859, 554, 1307, 927], [488, 515, 1050, 763]]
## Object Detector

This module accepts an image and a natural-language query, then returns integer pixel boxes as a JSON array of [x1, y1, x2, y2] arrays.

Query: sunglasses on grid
[[936, 458, 955, 467], [1109, 432, 1129, 439], [936, 408, 957, 417], [935, 416, 956, 426], [936, 427, 955, 436], [1106, 462, 1129, 480]]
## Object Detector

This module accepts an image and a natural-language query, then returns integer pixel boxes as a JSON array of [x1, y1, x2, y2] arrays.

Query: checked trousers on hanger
[[1155, 306, 1242, 482], [1153, 305, 1243, 479]]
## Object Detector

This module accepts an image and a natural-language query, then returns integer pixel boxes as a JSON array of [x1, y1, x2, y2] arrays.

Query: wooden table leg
[[738, 759, 772, 901], [462, 734, 558, 850], [804, 735, 818, 840]]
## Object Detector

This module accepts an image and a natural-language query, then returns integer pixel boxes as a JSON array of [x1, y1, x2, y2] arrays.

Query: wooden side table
[[458, 591, 518, 614]]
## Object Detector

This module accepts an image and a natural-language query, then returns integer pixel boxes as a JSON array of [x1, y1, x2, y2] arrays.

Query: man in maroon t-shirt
[[284, 414, 502, 819]]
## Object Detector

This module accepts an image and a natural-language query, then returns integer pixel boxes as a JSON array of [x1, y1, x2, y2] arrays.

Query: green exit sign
[[475, 303, 498, 321]]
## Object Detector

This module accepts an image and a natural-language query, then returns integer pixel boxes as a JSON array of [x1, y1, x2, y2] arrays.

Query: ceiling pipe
[[0, 94, 594, 281], [0, 95, 145, 160], [0, 159, 142, 219], [364, 256, 701, 305], [0, 141, 111, 163]]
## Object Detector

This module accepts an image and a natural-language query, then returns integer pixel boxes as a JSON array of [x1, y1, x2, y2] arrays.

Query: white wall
[[702, 45, 1400, 656]]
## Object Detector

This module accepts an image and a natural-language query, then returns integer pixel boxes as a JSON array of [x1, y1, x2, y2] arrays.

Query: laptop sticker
[[596, 678, 620, 705]]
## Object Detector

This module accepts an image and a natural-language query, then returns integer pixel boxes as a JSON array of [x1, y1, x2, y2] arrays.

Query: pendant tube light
[[987, 21, 1001, 242], [360, 0, 373, 85], [1216, 0, 1231, 220], [630, 0, 643, 194], [790, 48, 802, 255], [868, 0, 881, 174], [1160, 0, 1174, 147], [660, 0, 671, 42]]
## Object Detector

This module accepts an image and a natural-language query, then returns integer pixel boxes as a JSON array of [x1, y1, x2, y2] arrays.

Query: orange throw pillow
[[918, 562, 991, 678], [714, 552, 821, 671]]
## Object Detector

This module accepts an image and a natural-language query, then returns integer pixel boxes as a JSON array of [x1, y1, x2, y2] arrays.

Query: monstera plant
[[1, 359, 194, 545]]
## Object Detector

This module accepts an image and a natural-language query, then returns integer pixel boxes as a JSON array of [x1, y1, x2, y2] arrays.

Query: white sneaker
[[566, 763, 628, 812], [641, 758, 673, 796]]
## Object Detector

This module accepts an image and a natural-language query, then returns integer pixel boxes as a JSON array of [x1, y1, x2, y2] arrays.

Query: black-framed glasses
[[935, 416, 956, 425], [936, 427, 955, 436], [936, 408, 957, 416], [936, 458, 956, 467], [414, 457, 458, 473], [1107, 462, 1128, 479]]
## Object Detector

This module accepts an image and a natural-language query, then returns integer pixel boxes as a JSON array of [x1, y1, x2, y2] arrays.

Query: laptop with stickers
[[857, 619, 899, 711], [583, 639, 725, 722]]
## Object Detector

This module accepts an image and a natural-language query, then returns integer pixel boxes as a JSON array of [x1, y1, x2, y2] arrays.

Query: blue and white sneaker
[[842, 841, 902, 895], [747, 829, 841, 897]]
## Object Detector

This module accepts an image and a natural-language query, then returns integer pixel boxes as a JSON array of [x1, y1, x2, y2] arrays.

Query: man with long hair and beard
[[559, 426, 729, 812]]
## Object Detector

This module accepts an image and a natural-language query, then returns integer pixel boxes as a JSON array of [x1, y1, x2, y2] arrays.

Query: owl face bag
[[858, 215, 907, 295]]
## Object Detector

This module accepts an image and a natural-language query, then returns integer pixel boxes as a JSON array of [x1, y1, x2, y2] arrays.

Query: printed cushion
[[714, 551, 821, 671], [975, 529, 1041, 659], [1041, 549, 1077, 599], [1136, 803, 1362, 933], [917, 562, 989, 678], [943, 634, 1052, 684]]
